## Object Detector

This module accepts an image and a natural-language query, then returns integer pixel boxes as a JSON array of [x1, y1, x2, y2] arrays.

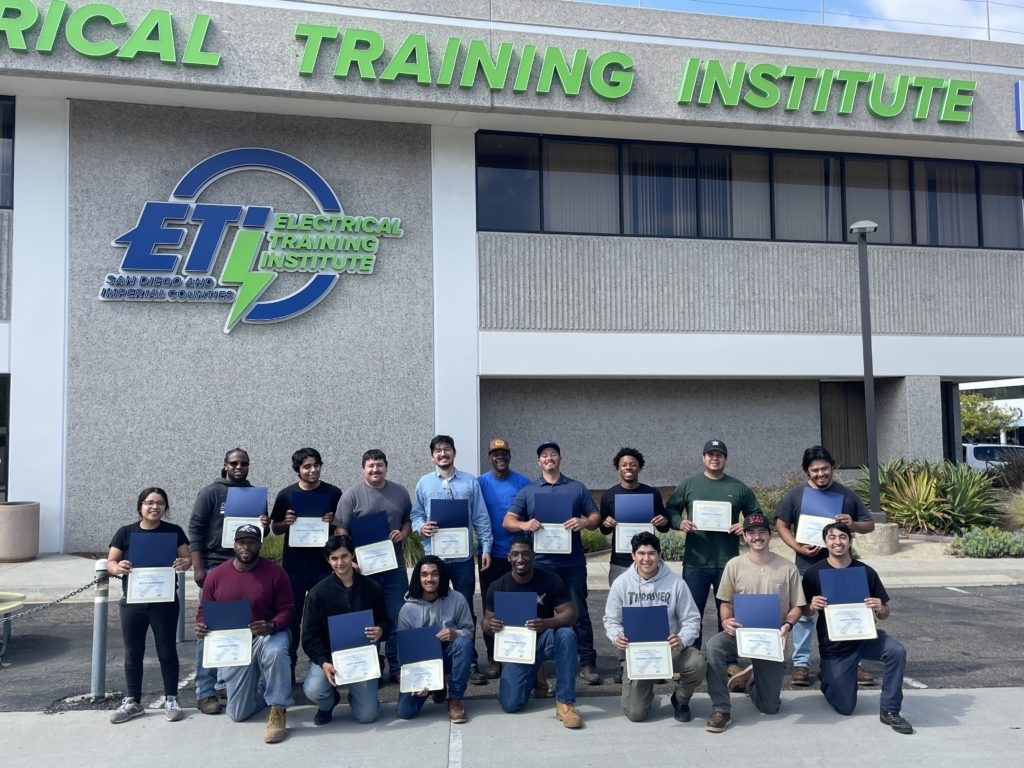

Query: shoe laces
[[116, 697, 136, 712], [166, 697, 181, 710]]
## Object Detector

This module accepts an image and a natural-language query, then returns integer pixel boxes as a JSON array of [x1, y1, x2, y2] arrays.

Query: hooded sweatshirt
[[188, 477, 254, 565], [603, 561, 701, 647], [396, 590, 474, 639]]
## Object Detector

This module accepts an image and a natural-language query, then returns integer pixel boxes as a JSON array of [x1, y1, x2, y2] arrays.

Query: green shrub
[[582, 528, 610, 553], [950, 526, 1024, 558], [404, 532, 425, 566], [261, 533, 284, 564], [993, 451, 1024, 490], [1003, 489, 1024, 531], [657, 531, 686, 562], [940, 462, 1001, 530], [750, 473, 804, 519]]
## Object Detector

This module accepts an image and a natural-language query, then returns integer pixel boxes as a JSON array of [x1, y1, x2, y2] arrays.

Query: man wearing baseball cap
[[667, 439, 763, 650], [703, 514, 805, 733]]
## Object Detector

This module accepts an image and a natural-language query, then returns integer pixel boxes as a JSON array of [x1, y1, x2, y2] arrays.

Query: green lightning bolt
[[220, 229, 275, 333]]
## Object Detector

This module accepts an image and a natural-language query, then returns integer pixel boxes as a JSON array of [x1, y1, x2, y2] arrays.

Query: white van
[[961, 443, 1024, 469]]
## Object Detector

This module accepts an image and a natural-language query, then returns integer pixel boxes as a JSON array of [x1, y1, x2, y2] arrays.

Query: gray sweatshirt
[[603, 561, 701, 647], [396, 590, 475, 638]]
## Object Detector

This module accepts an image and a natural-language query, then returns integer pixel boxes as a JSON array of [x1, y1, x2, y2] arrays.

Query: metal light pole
[[851, 220, 883, 522]]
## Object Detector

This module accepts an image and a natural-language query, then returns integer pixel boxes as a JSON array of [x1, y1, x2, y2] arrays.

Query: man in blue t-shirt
[[477, 437, 531, 679]]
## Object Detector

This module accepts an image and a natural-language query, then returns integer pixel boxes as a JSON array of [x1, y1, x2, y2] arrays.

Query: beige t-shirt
[[717, 552, 806, 624]]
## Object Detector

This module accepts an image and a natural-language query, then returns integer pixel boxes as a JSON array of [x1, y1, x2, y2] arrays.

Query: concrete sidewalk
[[2, 688, 1021, 766]]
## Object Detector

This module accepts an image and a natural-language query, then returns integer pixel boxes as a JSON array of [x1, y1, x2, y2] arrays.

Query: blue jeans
[[219, 630, 295, 722], [498, 627, 578, 711], [303, 662, 380, 723], [447, 558, 480, 666], [287, 571, 329, 663], [682, 566, 725, 650], [368, 566, 410, 674], [792, 612, 817, 668], [195, 558, 227, 700], [551, 564, 596, 667], [396, 635, 473, 719], [819, 631, 907, 715]]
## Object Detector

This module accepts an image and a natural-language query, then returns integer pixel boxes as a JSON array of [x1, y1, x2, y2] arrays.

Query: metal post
[[90, 559, 110, 701], [176, 571, 186, 643], [853, 222, 884, 522]]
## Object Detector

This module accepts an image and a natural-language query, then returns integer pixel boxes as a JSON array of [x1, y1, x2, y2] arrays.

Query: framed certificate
[[221, 517, 264, 549], [824, 603, 877, 641], [534, 524, 571, 554], [625, 641, 673, 680], [126, 567, 175, 604], [203, 628, 253, 668], [290, 519, 329, 548], [432, 527, 470, 559], [332, 645, 380, 685], [355, 540, 399, 575], [691, 500, 732, 532], [795, 514, 834, 547], [614, 523, 654, 554], [494, 626, 536, 665], [736, 627, 784, 662], [400, 659, 444, 692]]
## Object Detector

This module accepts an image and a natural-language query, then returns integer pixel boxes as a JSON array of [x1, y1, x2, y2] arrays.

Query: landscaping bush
[[404, 531, 425, 566], [657, 531, 685, 562], [261, 532, 284, 564], [750, 473, 804, 518], [1003, 488, 1024, 532], [582, 528, 610, 553], [950, 526, 1024, 558], [992, 451, 1024, 490]]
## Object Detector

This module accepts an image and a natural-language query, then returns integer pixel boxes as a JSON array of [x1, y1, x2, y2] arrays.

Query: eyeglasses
[[227, 461, 250, 467], [141, 500, 166, 507]]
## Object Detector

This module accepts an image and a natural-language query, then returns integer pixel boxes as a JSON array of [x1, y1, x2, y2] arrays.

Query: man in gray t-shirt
[[335, 448, 413, 682]]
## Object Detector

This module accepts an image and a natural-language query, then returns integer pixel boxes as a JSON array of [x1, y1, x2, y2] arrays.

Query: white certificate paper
[[736, 627, 784, 662], [625, 641, 673, 680], [355, 541, 399, 575], [614, 523, 654, 554], [126, 567, 175, 604], [400, 659, 444, 692], [534, 524, 571, 554], [221, 517, 264, 549], [691, 500, 733, 532], [290, 519, 329, 548], [795, 514, 834, 547], [332, 646, 381, 686], [203, 628, 253, 668], [432, 528, 470, 559], [494, 626, 537, 665], [824, 603, 878, 641]]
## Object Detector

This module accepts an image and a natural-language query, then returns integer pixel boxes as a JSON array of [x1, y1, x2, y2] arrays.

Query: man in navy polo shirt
[[504, 440, 603, 685]]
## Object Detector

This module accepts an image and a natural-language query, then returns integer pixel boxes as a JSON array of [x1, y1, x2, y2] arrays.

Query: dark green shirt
[[666, 473, 762, 568]]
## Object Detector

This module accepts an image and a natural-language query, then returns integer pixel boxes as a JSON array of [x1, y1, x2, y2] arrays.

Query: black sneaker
[[880, 710, 914, 734], [469, 664, 488, 686], [670, 693, 692, 723], [313, 689, 340, 726]]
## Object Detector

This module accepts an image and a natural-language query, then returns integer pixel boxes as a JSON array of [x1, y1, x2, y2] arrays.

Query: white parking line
[[448, 721, 463, 768], [945, 587, 971, 594]]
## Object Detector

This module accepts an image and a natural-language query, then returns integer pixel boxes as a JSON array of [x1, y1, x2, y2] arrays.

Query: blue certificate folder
[[533, 494, 573, 523], [622, 605, 670, 643], [801, 487, 844, 519], [819, 567, 870, 605], [430, 499, 469, 528], [328, 610, 375, 651], [615, 494, 654, 522], [225, 486, 269, 516], [350, 512, 391, 546], [202, 599, 251, 630], [494, 591, 537, 626], [290, 491, 332, 517], [128, 532, 177, 568], [397, 625, 443, 664], [734, 594, 781, 629]]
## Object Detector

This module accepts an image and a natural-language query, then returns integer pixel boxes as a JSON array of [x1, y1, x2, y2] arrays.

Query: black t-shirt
[[774, 483, 873, 574], [109, 520, 189, 600], [484, 567, 570, 621], [270, 482, 343, 573], [599, 483, 669, 568], [802, 559, 890, 659]]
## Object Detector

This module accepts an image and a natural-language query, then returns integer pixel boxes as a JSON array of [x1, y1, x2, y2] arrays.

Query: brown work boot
[[857, 665, 876, 686], [728, 664, 754, 693], [791, 666, 810, 687], [705, 710, 731, 733], [533, 666, 551, 698], [264, 706, 287, 744], [555, 700, 583, 729], [197, 696, 222, 715], [485, 660, 502, 679], [448, 698, 467, 724], [578, 665, 602, 685]]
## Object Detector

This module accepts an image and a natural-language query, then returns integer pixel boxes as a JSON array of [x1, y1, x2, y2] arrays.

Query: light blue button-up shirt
[[411, 468, 492, 561]]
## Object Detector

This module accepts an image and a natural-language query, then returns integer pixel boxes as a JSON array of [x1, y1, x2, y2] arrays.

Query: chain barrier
[[1, 574, 122, 624]]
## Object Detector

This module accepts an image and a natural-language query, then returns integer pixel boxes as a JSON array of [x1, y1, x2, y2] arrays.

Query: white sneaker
[[165, 696, 183, 722], [110, 697, 144, 724]]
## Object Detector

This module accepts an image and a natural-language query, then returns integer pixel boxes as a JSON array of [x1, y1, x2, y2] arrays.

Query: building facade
[[1, 0, 1023, 551]]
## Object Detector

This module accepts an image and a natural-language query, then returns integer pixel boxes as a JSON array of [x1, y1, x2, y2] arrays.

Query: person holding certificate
[[195, 524, 294, 743], [603, 531, 706, 724], [482, 538, 583, 729], [773, 446, 876, 688], [411, 435, 492, 686], [269, 447, 342, 680], [106, 487, 190, 724], [504, 440, 603, 686], [335, 448, 413, 684], [703, 513, 805, 733], [667, 439, 763, 650], [802, 522, 913, 735], [300, 535, 389, 726], [395, 555, 475, 723]]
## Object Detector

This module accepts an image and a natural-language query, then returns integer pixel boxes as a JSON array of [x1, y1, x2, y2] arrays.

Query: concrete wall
[[64, 102, 434, 551], [877, 376, 946, 462], [478, 377, 821, 488], [0, 209, 11, 322]]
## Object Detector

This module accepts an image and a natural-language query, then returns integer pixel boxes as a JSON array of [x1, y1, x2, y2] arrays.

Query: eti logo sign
[[100, 148, 403, 332]]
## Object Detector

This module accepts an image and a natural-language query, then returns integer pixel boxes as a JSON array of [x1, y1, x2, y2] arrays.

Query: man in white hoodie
[[604, 531, 707, 723]]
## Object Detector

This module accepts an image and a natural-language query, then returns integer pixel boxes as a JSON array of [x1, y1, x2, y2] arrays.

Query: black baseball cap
[[537, 440, 561, 456], [742, 513, 770, 532], [703, 439, 728, 456], [234, 524, 262, 541]]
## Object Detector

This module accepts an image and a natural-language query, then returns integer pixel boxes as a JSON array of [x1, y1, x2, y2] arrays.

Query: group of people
[[105, 436, 914, 743]]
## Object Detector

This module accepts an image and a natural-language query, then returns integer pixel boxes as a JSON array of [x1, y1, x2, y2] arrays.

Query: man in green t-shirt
[[666, 440, 762, 649]]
